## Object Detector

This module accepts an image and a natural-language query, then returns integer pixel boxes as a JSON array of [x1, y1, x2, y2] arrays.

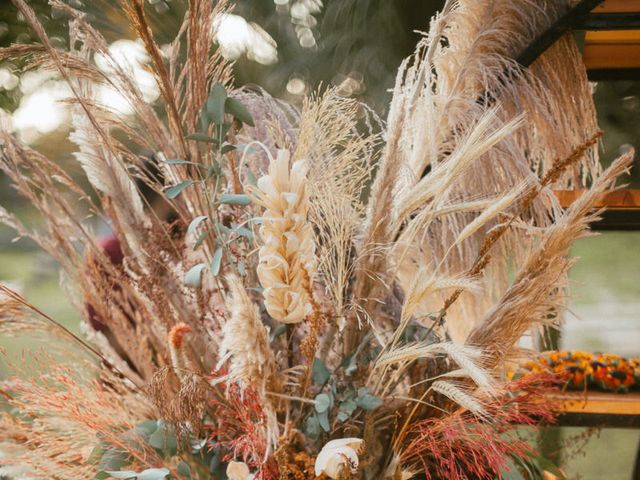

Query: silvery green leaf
[[187, 216, 208, 236], [314, 393, 331, 413], [165, 180, 195, 199], [177, 462, 192, 479], [304, 414, 321, 439], [137, 468, 170, 480], [219, 193, 251, 206], [104, 471, 137, 479], [208, 83, 227, 124], [317, 409, 330, 432], [225, 97, 255, 126], [210, 247, 223, 277], [133, 420, 158, 438], [184, 263, 207, 287], [356, 388, 382, 411], [186, 133, 218, 144], [312, 358, 331, 385]]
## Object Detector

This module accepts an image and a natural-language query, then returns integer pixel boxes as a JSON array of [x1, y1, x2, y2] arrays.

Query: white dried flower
[[226, 461, 255, 480], [250, 149, 316, 323], [314, 438, 364, 479]]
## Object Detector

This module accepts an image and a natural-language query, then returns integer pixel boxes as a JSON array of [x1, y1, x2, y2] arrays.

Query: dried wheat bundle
[[0, 0, 633, 479]]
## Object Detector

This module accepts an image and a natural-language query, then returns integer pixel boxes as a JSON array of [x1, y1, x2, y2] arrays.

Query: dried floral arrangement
[[512, 351, 640, 392], [0, 0, 634, 479]]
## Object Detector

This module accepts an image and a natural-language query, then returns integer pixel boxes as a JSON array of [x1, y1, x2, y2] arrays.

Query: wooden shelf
[[554, 190, 640, 230], [550, 391, 640, 415], [554, 189, 640, 210], [548, 391, 640, 427], [584, 30, 640, 69], [594, 0, 640, 13]]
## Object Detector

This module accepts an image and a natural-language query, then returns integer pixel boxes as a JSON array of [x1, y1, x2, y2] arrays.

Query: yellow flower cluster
[[510, 351, 640, 392]]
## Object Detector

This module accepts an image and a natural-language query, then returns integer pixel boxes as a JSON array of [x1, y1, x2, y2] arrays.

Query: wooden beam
[[554, 189, 640, 209], [594, 0, 640, 13], [554, 190, 640, 231], [579, 12, 640, 30], [517, 0, 605, 67], [584, 30, 640, 69], [549, 391, 640, 415], [588, 68, 640, 80]]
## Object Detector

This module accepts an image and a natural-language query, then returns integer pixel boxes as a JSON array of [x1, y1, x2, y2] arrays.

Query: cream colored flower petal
[[226, 461, 251, 480], [322, 437, 364, 452], [315, 445, 360, 479]]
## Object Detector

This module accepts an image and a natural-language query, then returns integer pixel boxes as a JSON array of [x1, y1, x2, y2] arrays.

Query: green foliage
[[184, 263, 207, 287], [224, 97, 255, 126], [165, 180, 196, 199], [312, 358, 331, 385], [187, 216, 209, 236], [303, 355, 382, 440], [185, 133, 218, 145], [91, 420, 225, 480], [210, 247, 223, 277], [218, 193, 251, 206]]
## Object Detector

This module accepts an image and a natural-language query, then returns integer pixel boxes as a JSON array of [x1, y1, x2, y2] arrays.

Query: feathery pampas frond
[[216, 276, 279, 395]]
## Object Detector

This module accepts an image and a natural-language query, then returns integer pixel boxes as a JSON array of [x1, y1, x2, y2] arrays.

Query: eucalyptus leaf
[[210, 247, 223, 277], [337, 399, 357, 422], [219, 193, 251, 206], [104, 471, 138, 479], [95, 472, 111, 480], [99, 447, 130, 471], [187, 216, 209, 236], [88, 444, 105, 465], [162, 159, 195, 165], [184, 263, 207, 287], [194, 229, 211, 249], [221, 144, 236, 154], [356, 388, 382, 411], [133, 420, 159, 439], [137, 468, 170, 480], [233, 226, 254, 239], [225, 97, 255, 126], [304, 414, 321, 439], [318, 409, 330, 432], [148, 423, 178, 456], [186, 133, 218, 144], [312, 358, 331, 385], [315, 393, 331, 413], [208, 83, 227, 124], [165, 180, 195, 199], [177, 461, 192, 479]]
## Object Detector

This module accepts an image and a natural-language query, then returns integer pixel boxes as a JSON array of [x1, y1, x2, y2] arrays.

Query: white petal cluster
[[226, 461, 255, 480], [251, 149, 316, 323], [314, 438, 364, 479]]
